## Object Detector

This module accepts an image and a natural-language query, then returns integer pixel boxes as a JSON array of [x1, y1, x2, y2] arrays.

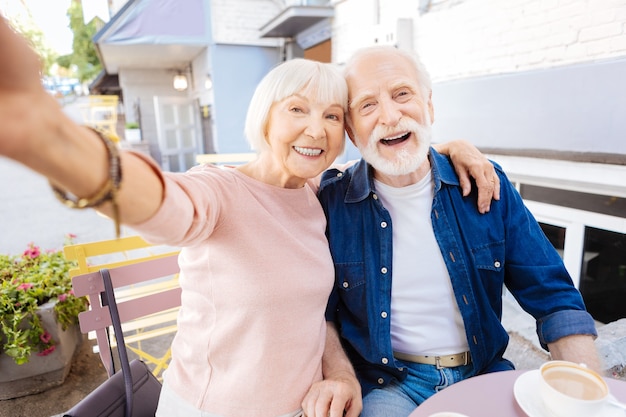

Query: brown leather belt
[[393, 351, 471, 369]]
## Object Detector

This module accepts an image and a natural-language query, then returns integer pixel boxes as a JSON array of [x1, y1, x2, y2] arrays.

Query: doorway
[[153, 96, 201, 172]]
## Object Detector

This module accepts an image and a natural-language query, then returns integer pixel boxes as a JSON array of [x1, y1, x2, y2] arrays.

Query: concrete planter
[[0, 301, 82, 400], [124, 128, 142, 143]]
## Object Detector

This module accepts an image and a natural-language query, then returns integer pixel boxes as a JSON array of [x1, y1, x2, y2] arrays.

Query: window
[[579, 227, 626, 323], [539, 223, 565, 256]]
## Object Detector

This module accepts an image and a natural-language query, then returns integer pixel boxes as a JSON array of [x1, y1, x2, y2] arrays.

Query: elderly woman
[[0, 17, 497, 417]]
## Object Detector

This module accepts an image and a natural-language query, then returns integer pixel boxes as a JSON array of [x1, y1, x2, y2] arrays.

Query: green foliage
[[56, 1, 103, 83], [0, 236, 88, 365]]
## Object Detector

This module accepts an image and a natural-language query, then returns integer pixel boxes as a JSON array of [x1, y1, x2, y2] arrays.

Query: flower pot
[[124, 128, 142, 143], [0, 301, 82, 400]]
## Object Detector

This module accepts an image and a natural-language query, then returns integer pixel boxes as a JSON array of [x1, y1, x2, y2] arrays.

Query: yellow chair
[[65, 236, 181, 379], [80, 95, 121, 143]]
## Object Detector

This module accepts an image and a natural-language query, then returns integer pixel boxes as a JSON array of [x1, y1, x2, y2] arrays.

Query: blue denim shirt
[[318, 148, 597, 396]]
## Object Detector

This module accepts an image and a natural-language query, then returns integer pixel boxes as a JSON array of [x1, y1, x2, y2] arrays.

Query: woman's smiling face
[[262, 92, 345, 188]]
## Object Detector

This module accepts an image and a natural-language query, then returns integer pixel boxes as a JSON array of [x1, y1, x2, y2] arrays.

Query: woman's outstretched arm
[[0, 17, 163, 226]]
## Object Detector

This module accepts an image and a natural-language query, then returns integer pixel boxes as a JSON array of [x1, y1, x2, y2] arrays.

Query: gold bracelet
[[50, 126, 123, 237]]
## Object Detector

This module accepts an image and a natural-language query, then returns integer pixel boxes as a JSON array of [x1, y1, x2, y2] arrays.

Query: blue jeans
[[360, 361, 476, 417]]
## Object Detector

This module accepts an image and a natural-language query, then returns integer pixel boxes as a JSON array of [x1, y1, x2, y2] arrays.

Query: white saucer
[[513, 370, 623, 417]]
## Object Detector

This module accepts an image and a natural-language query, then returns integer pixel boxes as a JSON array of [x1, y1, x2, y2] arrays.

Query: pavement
[[0, 96, 621, 416]]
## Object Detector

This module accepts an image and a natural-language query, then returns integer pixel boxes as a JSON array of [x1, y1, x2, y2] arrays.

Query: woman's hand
[[302, 322, 362, 417], [434, 139, 500, 213], [301, 370, 362, 417], [0, 16, 50, 158], [0, 16, 43, 92]]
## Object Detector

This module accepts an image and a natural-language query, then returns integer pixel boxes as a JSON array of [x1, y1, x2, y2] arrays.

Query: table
[[409, 370, 626, 416]]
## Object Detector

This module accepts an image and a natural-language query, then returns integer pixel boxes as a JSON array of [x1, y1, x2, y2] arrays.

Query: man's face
[[346, 50, 434, 177]]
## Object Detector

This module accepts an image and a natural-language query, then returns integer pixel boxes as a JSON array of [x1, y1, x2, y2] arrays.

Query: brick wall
[[211, 0, 282, 46], [332, 0, 626, 82]]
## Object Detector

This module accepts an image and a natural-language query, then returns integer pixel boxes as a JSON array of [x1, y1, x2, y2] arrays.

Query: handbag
[[64, 269, 162, 417]]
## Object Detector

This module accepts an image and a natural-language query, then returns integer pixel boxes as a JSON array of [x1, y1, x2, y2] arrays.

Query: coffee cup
[[539, 360, 609, 417]]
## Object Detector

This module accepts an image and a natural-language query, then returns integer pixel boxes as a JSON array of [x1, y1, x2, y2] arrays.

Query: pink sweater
[[132, 164, 334, 416]]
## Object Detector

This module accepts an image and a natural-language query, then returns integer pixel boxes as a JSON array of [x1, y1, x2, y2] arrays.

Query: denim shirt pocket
[[471, 241, 505, 271], [470, 241, 506, 297], [335, 262, 368, 327]]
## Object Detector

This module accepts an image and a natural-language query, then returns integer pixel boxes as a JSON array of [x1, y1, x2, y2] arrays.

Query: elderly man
[[318, 46, 602, 417]]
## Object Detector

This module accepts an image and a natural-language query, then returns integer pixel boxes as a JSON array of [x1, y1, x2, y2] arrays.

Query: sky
[[0, 0, 73, 54]]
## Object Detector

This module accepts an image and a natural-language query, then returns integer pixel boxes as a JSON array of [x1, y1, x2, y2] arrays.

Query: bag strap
[[101, 268, 134, 417]]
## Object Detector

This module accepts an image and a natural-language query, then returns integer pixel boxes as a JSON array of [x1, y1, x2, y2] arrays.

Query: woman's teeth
[[294, 146, 322, 156]]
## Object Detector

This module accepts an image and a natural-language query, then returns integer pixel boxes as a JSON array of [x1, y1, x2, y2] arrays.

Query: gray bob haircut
[[244, 58, 348, 152]]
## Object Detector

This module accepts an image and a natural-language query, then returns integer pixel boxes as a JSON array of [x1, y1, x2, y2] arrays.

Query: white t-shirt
[[374, 172, 469, 355]]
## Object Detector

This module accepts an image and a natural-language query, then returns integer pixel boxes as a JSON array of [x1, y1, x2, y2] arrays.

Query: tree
[[56, 1, 102, 83]]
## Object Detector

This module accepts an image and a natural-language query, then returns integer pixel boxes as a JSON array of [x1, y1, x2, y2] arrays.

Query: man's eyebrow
[[348, 80, 419, 110], [349, 90, 374, 110], [389, 79, 417, 92]]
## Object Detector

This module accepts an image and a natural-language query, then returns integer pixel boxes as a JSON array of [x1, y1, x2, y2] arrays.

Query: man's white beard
[[356, 116, 432, 176]]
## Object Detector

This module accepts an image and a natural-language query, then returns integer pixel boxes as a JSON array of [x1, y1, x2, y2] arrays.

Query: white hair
[[343, 45, 432, 122], [244, 59, 348, 152]]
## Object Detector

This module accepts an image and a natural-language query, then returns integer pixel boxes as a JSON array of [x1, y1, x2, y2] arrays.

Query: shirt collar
[[344, 147, 461, 203]]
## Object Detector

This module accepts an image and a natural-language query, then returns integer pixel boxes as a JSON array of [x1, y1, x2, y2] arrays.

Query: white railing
[[284, 0, 330, 7]]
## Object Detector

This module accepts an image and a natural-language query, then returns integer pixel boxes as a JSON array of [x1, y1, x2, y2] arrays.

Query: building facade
[[93, 0, 285, 171]]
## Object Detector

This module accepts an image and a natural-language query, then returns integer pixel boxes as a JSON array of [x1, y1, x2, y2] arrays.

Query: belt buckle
[[434, 353, 469, 369]]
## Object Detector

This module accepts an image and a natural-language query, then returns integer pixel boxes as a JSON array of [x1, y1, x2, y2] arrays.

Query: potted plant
[[124, 121, 142, 143], [0, 235, 88, 399]]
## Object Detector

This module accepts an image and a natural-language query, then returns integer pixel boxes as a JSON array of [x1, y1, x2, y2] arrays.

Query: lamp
[[173, 73, 188, 91], [205, 75, 213, 90]]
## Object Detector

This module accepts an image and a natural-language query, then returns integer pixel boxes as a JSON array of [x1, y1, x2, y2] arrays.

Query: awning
[[88, 71, 120, 95], [93, 0, 210, 74], [260, 5, 334, 38]]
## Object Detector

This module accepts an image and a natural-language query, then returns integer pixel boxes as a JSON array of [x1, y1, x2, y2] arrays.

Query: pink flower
[[17, 283, 33, 291], [40, 331, 52, 344], [37, 345, 56, 356], [67, 233, 77, 239], [22, 244, 41, 259], [58, 293, 68, 302]]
